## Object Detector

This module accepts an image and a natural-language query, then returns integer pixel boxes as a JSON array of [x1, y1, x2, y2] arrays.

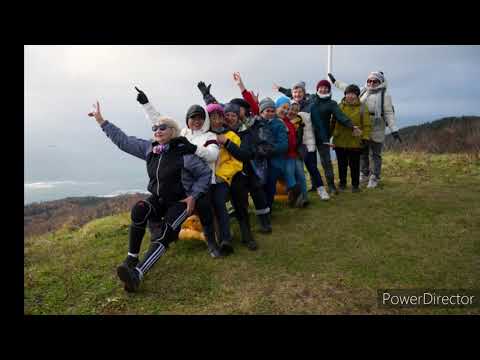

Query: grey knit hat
[[223, 102, 240, 116], [292, 81, 306, 91], [259, 97, 276, 113]]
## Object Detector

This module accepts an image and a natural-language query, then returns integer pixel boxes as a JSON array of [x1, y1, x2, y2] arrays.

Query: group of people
[[87, 70, 401, 293]]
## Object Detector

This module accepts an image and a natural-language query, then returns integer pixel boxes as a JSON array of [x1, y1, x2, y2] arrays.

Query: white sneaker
[[367, 175, 378, 188], [317, 186, 330, 200], [359, 173, 369, 185]]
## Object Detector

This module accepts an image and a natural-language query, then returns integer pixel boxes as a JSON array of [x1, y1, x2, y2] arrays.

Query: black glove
[[392, 131, 402, 143], [197, 81, 212, 97], [135, 86, 149, 105], [328, 73, 336, 84], [171, 136, 197, 154]]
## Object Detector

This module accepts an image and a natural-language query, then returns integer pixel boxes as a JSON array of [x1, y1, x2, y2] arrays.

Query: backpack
[[251, 116, 275, 158]]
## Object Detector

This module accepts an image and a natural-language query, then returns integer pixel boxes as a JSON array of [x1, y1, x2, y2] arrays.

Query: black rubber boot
[[287, 184, 301, 207], [238, 218, 257, 250], [257, 213, 272, 233], [205, 229, 222, 258], [219, 238, 234, 256]]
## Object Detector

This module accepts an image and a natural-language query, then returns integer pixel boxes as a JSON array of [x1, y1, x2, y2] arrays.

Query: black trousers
[[334, 147, 361, 188], [232, 171, 269, 217], [129, 195, 189, 255]]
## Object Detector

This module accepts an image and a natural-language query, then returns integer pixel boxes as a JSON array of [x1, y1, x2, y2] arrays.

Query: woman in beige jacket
[[328, 71, 401, 188]]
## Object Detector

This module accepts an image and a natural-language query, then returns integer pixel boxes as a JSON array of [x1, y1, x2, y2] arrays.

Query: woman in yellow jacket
[[331, 84, 372, 192], [207, 103, 243, 254]]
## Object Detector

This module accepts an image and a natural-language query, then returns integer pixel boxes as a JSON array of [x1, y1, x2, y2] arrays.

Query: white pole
[[327, 45, 333, 79]]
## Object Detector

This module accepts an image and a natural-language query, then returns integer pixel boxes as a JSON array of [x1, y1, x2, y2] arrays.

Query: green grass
[[24, 152, 480, 314]]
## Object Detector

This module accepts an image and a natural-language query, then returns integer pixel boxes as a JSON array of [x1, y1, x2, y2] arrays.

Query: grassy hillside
[[24, 152, 480, 315]]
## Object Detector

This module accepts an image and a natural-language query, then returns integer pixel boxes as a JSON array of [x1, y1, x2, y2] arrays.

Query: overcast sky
[[24, 45, 480, 183]]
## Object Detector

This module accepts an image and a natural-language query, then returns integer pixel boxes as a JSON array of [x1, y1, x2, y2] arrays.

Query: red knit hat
[[316, 79, 331, 92]]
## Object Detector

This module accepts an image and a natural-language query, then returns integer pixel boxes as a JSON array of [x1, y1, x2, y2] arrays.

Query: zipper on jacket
[[156, 153, 163, 196]]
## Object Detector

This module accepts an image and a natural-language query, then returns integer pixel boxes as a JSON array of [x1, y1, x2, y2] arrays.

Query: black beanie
[[344, 84, 361, 97], [229, 98, 251, 110], [185, 105, 206, 126]]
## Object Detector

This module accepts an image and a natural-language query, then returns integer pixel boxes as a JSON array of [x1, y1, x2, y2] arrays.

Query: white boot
[[317, 186, 330, 200], [367, 175, 379, 188]]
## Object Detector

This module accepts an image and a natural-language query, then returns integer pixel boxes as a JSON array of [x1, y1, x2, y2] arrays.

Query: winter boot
[[367, 174, 379, 188], [317, 186, 330, 201], [338, 183, 347, 192], [360, 173, 369, 185], [238, 218, 257, 251], [257, 213, 272, 233], [205, 229, 222, 259], [352, 186, 361, 193], [117, 263, 141, 293], [287, 184, 301, 207], [220, 238, 234, 255], [121, 255, 139, 269], [328, 183, 339, 195]]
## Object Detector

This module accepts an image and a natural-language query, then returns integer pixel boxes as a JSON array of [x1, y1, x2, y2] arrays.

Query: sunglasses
[[152, 124, 169, 132], [367, 79, 380, 84]]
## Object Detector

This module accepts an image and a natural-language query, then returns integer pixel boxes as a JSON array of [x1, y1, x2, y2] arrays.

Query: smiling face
[[345, 92, 358, 104], [317, 86, 330, 95], [225, 112, 239, 129], [287, 103, 300, 119], [209, 111, 224, 130], [276, 103, 290, 117], [367, 78, 381, 88], [261, 107, 276, 120], [187, 114, 205, 131], [152, 123, 174, 144], [292, 87, 305, 102]]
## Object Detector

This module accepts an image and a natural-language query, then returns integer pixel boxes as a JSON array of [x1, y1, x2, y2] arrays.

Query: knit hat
[[185, 104, 206, 125], [223, 102, 240, 116], [292, 81, 306, 91], [229, 98, 250, 110], [275, 96, 291, 109], [206, 103, 224, 116], [316, 79, 331, 92], [344, 84, 361, 97], [367, 71, 385, 83], [259, 97, 276, 113]]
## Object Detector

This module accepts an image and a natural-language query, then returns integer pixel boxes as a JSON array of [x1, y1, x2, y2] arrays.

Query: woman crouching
[[88, 101, 211, 293]]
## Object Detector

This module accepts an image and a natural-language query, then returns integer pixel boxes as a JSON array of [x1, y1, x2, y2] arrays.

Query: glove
[[328, 73, 336, 84], [171, 136, 197, 154], [135, 86, 149, 105], [392, 131, 402, 143], [197, 81, 212, 97]]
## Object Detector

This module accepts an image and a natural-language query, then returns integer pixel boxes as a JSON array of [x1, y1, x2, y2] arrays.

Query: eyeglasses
[[152, 124, 169, 132], [367, 79, 380, 84]]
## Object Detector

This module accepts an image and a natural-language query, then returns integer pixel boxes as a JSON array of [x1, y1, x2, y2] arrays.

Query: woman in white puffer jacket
[[328, 71, 401, 188], [135, 87, 223, 258]]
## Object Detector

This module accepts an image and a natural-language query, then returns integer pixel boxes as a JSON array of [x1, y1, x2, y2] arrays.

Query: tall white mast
[[327, 45, 333, 79]]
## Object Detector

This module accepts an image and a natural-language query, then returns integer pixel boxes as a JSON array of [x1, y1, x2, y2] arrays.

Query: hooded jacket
[[142, 102, 219, 184], [332, 98, 372, 149], [101, 120, 211, 201], [334, 79, 397, 143]]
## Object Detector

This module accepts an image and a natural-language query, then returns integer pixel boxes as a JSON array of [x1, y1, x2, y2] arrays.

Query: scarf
[[152, 143, 169, 154], [364, 82, 387, 125], [316, 91, 332, 99]]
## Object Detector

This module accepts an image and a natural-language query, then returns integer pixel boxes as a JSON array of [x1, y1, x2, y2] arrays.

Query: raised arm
[[88, 101, 150, 160], [197, 81, 219, 105], [135, 86, 162, 124], [233, 72, 260, 115], [328, 73, 348, 92]]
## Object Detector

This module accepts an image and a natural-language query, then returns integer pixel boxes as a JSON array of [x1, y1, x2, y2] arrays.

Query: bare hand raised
[[88, 101, 105, 125], [233, 72, 246, 92], [180, 196, 196, 216]]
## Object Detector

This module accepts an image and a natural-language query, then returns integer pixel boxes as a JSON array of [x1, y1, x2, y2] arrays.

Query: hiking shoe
[[317, 186, 330, 201], [352, 186, 361, 193], [117, 264, 141, 293], [207, 243, 223, 258], [257, 214, 272, 233], [360, 173, 369, 185], [122, 255, 139, 269], [329, 184, 339, 195], [287, 185, 301, 207], [246, 239, 258, 251], [367, 175, 379, 188], [338, 183, 347, 192]]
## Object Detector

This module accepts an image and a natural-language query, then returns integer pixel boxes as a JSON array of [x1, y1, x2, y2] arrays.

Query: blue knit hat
[[223, 102, 240, 116], [275, 96, 291, 109]]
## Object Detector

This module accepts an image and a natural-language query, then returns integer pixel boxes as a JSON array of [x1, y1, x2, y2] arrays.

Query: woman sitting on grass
[[88, 101, 212, 293]]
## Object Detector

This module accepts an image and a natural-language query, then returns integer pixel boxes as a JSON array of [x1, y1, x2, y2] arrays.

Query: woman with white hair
[[328, 71, 401, 188], [88, 101, 212, 293]]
